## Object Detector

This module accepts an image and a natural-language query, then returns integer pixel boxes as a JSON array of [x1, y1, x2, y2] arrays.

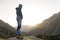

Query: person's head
[[18, 4, 22, 8]]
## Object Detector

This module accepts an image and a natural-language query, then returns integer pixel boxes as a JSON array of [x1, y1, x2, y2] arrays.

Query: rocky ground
[[0, 36, 43, 40]]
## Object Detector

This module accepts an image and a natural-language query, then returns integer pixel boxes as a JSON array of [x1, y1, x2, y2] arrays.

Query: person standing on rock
[[16, 4, 23, 38]]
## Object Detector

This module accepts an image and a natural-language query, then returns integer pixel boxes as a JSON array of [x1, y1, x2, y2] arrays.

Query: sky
[[0, 0, 60, 27]]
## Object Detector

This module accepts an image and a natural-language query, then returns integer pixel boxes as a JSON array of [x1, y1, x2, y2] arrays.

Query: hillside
[[29, 12, 60, 36], [0, 20, 16, 38]]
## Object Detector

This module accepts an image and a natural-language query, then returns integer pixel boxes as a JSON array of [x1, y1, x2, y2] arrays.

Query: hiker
[[16, 4, 23, 37]]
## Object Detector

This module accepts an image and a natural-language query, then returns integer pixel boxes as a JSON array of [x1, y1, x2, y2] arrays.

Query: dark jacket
[[16, 7, 23, 19]]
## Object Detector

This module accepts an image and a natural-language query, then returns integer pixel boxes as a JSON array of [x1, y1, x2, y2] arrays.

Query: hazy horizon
[[0, 0, 60, 27]]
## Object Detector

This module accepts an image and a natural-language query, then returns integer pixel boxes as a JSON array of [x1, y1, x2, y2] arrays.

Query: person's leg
[[16, 19, 22, 35], [16, 19, 23, 39], [17, 20, 22, 31]]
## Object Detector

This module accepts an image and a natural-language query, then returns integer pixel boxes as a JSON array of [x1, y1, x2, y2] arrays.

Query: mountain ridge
[[28, 12, 60, 36]]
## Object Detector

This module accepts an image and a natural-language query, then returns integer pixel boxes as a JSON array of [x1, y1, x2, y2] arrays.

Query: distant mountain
[[21, 25, 33, 33], [0, 20, 16, 37], [29, 12, 60, 36], [15, 25, 34, 33]]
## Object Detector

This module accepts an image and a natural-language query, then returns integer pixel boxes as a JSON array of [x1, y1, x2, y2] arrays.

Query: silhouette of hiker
[[16, 4, 23, 36]]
